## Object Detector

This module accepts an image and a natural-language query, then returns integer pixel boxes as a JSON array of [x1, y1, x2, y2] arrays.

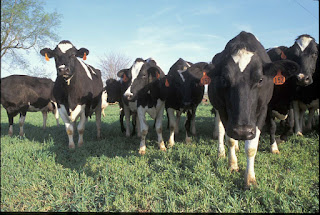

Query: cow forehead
[[57, 43, 74, 53], [296, 36, 313, 52], [231, 49, 254, 72], [131, 61, 145, 79]]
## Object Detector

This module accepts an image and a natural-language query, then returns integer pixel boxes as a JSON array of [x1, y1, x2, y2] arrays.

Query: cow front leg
[[244, 127, 261, 188], [19, 112, 26, 137], [226, 135, 239, 172], [167, 108, 176, 147], [95, 105, 102, 140], [175, 111, 181, 134], [155, 104, 166, 152], [42, 111, 47, 129], [124, 106, 131, 137], [293, 101, 303, 136], [52, 102, 60, 126], [7, 112, 14, 137], [77, 112, 87, 147], [216, 112, 226, 158], [64, 122, 75, 149], [269, 114, 280, 154], [185, 110, 193, 144], [138, 107, 148, 155]]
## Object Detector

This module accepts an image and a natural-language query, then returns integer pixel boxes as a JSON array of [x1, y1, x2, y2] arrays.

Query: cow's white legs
[[167, 108, 176, 147], [42, 111, 47, 129], [244, 127, 261, 188], [53, 102, 60, 126], [138, 107, 148, 155], [175, 111, 181, 134], [19, 114, 26, 137], [226, 135, 239, 172], [155, 103, 166, 152], [77, 111, 86, 147], [216, 112, 226, 158], [124, 105, 131, 137], [65, 122, 75, 149], [293, 101, 304, 136]]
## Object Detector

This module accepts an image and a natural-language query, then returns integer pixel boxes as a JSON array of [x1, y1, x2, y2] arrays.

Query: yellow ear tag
[[200, 72, 211, 86], [273, 70, 286, 85], [165, 78, 170, 87], [83, 52, 87, 60], [45, 53, 49, 61]]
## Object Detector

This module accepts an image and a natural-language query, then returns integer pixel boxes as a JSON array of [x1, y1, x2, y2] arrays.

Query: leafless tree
[[98, 52, 132, 84], [27, 66, 52, 79]]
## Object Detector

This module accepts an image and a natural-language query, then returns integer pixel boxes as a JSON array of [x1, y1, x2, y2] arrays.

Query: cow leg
[[135, 113, 141, 137], [167, 108, 176, 147], [216, 112, 226, 158], [59, 107, 75, 149], [124, 105, 131, 137], [155, 104, 166, 152], [185, 110, 193, 144], [280, 107, 294, 141], [191, 107, 196, 136], [53, 102, 60, 126], [19, 112, 26, 137], [244, 127, 261, 188], [269, 115, 280, 154], [7, 112, 14, 137], [77, 111, 87, 147], [226, 135, 239, 172], [137, 107, 148, 155], [95, 104, 102, 140], [213, 109, 219, 139], [119, 108, 125, 133], [175, 111, 181, 134], [42, 111, 47, 129], [293, 101, 302, 136]]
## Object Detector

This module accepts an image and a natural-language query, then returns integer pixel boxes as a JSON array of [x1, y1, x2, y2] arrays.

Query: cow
[[1, 75, 59, 137], [40, 40, 103, 149], [118, 58, 169, 155], [207, 31, 299, 188], [166, 58, 211, 147]]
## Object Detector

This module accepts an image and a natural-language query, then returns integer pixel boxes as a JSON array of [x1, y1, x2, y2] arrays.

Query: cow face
[[288, 35, 318, 86], [40, 40, 89, 80], [209, 32, 300, 140], [123, 58, 164, 102]]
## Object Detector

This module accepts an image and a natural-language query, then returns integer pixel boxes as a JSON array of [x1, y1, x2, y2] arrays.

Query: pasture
[[1, 103, 319, 212]]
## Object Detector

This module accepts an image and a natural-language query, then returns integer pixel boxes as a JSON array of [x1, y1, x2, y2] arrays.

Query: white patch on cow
[[69, 105, 85, 122], [124, 61, 145, 97], [59, 65, 66, 69], [297, 73, 305, 79], [77, 58, 93, 80], [271, 141, 279, 154], [58, 43, 73, 53], [101, 90, 108, 107], [232, 49, 254, 72], [272, 110, 288, 120], [177, 69, 186, 82], [296, 36, 313, 52]]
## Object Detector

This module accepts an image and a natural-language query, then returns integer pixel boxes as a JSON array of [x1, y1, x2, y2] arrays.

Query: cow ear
[[117, 69, 128, 78], [148, 66, 164, 79], [263, 60, 300, 79], [40, 48, 54, 59], [76, 48, 89, 59]]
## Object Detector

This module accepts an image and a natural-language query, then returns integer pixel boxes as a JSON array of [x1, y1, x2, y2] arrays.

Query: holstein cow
[[207, 31, 299, 188], [40, 40, 103, 149], [166, 58, 211, 147], [119, 58, 169, 155], [1, 75, 59, 137]]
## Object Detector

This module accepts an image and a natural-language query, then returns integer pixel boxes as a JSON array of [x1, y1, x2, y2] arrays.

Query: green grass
[[1, 104, 319, 212]]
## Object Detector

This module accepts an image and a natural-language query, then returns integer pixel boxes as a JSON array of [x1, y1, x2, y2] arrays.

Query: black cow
[[207, 31, 299, 188], [40, 40, 103, 149], [166, 58, 210, 147], [119, 58, 169, 155], [1, 75, 59, 137]]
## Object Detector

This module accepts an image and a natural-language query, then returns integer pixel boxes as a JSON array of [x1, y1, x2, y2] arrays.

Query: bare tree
[[28, 66, 52, 79], [98, 52, 132, 83]]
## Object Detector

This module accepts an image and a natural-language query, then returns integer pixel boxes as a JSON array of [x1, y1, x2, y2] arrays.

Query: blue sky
[[2, 0, 319, 80]]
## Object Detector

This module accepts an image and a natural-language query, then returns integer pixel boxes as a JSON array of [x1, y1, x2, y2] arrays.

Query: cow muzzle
[[296, 73, 313, 86], [58, 67, 71, 78], [228, 125, 256, 140]]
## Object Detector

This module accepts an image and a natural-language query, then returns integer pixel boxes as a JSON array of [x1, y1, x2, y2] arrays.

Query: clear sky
[[1, 0, 319, 80]]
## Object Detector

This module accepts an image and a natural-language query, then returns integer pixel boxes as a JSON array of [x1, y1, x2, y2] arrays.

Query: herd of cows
[[1, 31, 318, 188]]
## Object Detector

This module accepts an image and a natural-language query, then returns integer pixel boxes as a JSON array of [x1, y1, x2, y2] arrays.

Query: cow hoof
[[218, 151, 226, 158], [78, 142, 83, 148], [159, 141, 167, 151], [245, 181, 258, 190], [271, 149, 280, 154], [185, 137, 192, 144], [230, 165, 239, 172], [69, 144, 76, 150], [297, 132, 303, 137], [139, 149, 146, 155], [168, 141, 175, 148]]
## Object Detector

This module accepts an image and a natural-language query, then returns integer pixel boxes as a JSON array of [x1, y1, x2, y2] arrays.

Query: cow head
[[105, 78, 122, 103], [121, 58, 164, 102], [209, 31, 300, 140], [287, 35, 318, 86], [40, 40, 89, 81]]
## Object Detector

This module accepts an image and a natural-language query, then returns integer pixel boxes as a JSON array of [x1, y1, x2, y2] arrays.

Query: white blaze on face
[[124, 61, 145, 97], [58, 43, 73, 53], [232, 49, 254, 72], [296, 37, 313, 52]]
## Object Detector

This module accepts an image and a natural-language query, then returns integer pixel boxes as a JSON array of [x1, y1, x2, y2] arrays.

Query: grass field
[[1, 104, 319, 212]]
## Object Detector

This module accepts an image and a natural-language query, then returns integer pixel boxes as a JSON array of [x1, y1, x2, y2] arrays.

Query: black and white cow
[[166, 58, 211, 147], [207, 31, 299, 188], [118, 58, 169, 155], [40, 40, 103, 149], [1, 75, 59, 137]]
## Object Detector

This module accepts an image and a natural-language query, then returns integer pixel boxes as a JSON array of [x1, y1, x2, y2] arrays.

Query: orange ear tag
[[273, 70, 286, 85], [200, 72, 211, 86], [165, 78, 170, 87], [123, 73, 129, 82], [45, 53, 49, 61], [83, 52, 87, 60], [280, 51, 287, 60], [156, 72, 160, 79]]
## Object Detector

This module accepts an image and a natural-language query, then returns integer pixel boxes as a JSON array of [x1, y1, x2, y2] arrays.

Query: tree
[[98, 52, 132, 83], [1, 0, 61, 68]]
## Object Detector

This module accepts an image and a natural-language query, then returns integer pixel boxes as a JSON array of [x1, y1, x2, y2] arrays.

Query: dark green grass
[[1, 104, 319, 212]]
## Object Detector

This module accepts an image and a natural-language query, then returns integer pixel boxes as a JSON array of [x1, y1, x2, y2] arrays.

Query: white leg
[[244, 127, 261, 188], [155, 103, 166, 151], [167, 108, 176, 147], [138, 107, 148, 155], [226, 135, 239, 172], [59, 106, 75, 149], [216, 112, 226, 158], [19, 114, 26, 137]]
